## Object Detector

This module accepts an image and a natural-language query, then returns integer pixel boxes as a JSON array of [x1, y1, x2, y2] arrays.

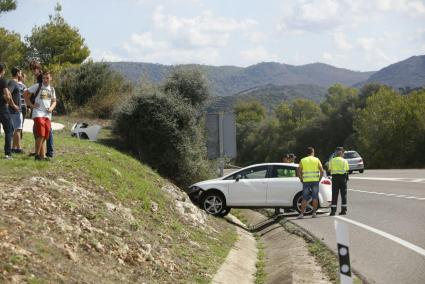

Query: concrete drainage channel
[[213, 209, 365, 284], [212, 210, 331, 284]]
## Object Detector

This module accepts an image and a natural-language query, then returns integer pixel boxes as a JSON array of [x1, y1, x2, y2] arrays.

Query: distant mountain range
[[108, 62, 373, 97], [108, 55, 425, 112], [358, 55, 425, 89]]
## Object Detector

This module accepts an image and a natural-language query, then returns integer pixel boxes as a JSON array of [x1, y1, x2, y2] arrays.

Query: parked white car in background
[[325, 150, 364, 175], [186, 163, 332, 217]]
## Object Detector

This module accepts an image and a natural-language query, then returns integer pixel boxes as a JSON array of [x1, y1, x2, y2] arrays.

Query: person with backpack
[[8, 67, 24, 153], [24, 70, 56, 161]]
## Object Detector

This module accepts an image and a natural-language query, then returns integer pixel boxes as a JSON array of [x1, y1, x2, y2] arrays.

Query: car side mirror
[[235, 174, 242, 181]]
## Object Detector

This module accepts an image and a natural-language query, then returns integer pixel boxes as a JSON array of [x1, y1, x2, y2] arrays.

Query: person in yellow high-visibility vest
[[329, 147, 349, 216], [297, 147, 324, 219]]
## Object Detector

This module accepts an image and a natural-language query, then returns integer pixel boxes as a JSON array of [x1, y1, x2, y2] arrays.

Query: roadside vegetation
[[234, 84, 425, 168], [254, 237, 266, 284], [0, 122, 236, 283]]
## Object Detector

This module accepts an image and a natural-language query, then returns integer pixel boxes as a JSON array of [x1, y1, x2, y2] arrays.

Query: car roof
[[222, 163, 298, 179], [247, 162, 299, 168]]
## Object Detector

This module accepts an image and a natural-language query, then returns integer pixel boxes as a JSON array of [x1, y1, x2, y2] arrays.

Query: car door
[[267, 165, 301, 206], [227, 165, 269, 206]]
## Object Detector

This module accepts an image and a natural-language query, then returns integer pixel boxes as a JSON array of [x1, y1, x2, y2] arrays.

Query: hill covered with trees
[[358, 55, 425, 89], [108, 62, 373, 97], [207, 84, 328, 112]]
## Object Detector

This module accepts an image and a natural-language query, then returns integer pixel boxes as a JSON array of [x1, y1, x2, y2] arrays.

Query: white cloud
[[240, 46, 279, 64], [277, 0, 425, 34], [277, 0, 362, 33], [152, 6, 257, 48], [322, 52, 333, 61], [122, 46, 220, 65], [376, 0, 425, 15], [243, 31, 267, 44], [125, 32, 168, 50], [116, 6, 261, 65], [91, 49, 123, 62], [333, 32, 353, 51]]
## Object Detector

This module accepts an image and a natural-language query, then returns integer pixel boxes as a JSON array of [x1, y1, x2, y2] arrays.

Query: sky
[[1, 0, 425, 71]]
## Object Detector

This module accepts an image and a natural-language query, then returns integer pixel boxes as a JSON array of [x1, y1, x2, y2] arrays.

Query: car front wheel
[[293, 193, 314, 215], [200, 192, 226, 217], [217, 207, 231, 217]]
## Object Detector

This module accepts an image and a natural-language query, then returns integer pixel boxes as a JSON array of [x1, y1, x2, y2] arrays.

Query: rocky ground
[[0, 176, 229, 283]]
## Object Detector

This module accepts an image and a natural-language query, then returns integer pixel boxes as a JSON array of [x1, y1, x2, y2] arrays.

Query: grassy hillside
[[207, 84, 328, 112], [0, 117, 236, 283]]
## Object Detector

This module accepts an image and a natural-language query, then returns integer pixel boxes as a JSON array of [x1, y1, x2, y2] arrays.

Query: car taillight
[[321, 179, 332, 186], [358, 159, 363, 164]]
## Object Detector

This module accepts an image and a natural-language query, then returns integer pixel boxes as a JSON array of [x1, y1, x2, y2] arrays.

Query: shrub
[[163, 67, 210, 110], [113, 86, 212, 187], [55, 61, 132, 118]]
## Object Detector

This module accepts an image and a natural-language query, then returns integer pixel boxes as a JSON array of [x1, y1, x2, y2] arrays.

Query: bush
[[163, 67, 210, 110], [113, 85, 212, 187], [55, 61, 132, 118]]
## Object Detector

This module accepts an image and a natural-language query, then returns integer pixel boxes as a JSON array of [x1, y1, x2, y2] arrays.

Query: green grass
[[0, 117, 237, 283], [308, 240, 340, 283], [254, 236, 266, 284]]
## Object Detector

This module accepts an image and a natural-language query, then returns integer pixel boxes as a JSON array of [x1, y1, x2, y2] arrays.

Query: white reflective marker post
[[335, 220, 353, 284]]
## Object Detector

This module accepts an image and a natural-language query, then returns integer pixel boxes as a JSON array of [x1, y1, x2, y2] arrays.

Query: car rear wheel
[[359, 169, 364, 173], [200, 192, 226, 217], [293, 193, 314, 215]]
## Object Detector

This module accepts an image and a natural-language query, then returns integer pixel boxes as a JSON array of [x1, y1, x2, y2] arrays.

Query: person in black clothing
[[0, 63, 20, 159], [8, 67, 24, 153]]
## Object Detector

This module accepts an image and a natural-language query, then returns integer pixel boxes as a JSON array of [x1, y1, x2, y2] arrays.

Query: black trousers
[[331, 174, 348, 212], [0, 112, 13, 156]]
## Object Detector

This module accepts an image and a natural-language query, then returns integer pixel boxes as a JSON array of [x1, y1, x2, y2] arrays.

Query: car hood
[[190, 177, 224, 188]]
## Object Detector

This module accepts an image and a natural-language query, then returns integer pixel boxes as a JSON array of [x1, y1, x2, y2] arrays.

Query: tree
[[55, 61, 132, 117], [354, 88, 425, 168], [163, 67, 210, 111], [0, 28, 26, 69], [26, 2, 89, 67], [0, 0, 16, 14]]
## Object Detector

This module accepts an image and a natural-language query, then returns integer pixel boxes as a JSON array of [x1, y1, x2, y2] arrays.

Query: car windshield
[[344, 151, 360, 159], [225, 165, 268, 180]]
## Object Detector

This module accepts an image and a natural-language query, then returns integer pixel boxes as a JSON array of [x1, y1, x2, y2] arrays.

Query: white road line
[[348, 189, 425, 201], [350, 177, 425, 183], [335, 216, 425, 257]]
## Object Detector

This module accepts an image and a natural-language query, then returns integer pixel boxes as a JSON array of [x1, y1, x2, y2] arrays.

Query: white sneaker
[[312, 212, 317, 218], [4, 155, 12, 160], [297, 214, 304, 219]]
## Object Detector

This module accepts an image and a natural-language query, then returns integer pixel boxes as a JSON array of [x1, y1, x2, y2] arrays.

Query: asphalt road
[[288, 169, 425, 284]]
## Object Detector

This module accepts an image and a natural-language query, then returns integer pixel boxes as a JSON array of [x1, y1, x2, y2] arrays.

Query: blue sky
[[2, 0, 425, 71]]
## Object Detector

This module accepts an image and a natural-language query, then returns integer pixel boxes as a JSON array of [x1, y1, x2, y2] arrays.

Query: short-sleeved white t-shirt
[[27, 83, 56, 120]]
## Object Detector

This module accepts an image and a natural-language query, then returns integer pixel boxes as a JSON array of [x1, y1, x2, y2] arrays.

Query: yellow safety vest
[[330, 156, 349, 175], [300, 156, 322, 182]]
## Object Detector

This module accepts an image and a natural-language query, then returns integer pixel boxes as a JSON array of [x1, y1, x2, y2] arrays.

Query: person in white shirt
[[24, 71, 56, 161]]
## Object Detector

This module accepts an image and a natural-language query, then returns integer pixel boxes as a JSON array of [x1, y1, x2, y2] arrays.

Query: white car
[[186, 163, 332, 217], [325, 150, 364, 174]]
